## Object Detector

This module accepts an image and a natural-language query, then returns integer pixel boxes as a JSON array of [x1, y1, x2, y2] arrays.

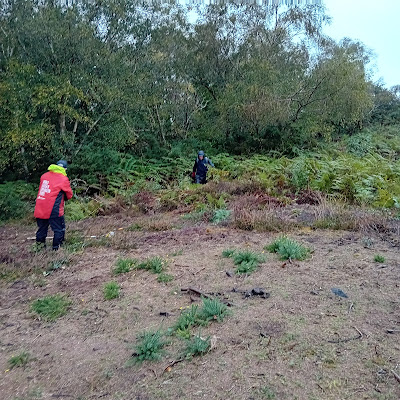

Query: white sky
[[323, 0, 400, 88]]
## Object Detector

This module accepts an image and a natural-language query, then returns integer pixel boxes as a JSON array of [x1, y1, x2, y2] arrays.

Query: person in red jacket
[[34, 160, 73, 250]]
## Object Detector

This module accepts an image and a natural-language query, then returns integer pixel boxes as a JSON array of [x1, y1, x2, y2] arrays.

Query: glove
[[191, 172, 196, 178]]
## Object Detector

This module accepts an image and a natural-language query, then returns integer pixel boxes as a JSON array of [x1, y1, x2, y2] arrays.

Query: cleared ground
[[0, 211, 399, 400]]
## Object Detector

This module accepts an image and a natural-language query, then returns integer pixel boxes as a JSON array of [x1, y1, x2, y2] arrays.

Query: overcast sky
[[323, 0, 399, 88]]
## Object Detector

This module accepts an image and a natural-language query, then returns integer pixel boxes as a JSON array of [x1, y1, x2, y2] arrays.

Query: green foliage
[[64, 200, 101, 222], [222, 249, 236, 258], [31, 294, 71, 321], [200, 297, 230, 323], [232, 250, 266, 275], [212, 208, 231, 224], [0, 181, 36, 222], [64, 231, 86, 253], [45, 257, 69, 275], [136, 257, 165, 274], [103, 281, 120, 300], [129, 330, 166, 364], [8, 351, 31, 369], [373, 254, 385, 263], [266, 236, 310, 261], [183, 334, 211, 359], [113, 258, 136, 275], [174, 305, 202, 333]]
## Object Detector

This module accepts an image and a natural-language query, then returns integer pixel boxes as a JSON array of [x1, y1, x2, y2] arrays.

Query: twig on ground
[[181, 287, 211, 299], [391, 370, 400, 384], [328, 326, 363, 343], [163, 358, 185, 374], [193, 266, 206, 275]]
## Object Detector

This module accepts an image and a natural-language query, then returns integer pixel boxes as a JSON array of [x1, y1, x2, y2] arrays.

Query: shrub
[[211, 208, 231, 224], [104, 281, 120, 300], [129, 330, 166, 364], [266, 236, 310, 261], [113, 258, 136, 275], [31, 294, 71, 321]]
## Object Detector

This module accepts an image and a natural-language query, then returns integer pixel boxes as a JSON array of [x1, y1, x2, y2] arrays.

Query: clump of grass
[[222, 248, 236, 258], [200, 297, 230, 322], [8, 351, 31, 369], [136, 256, 165, 274], [113, 258, 136, 275], [65, 230, 86, 253], [104, 281, 120, 300], [157, 273, 174, 283], [174, 305, 202, 334], [374, 254, 385, 263], [31, 294, 71, 321], [232, 250, 266, 275], [129, 330, 166, 364], [265, 236, 310, 261], [44, 257, 69, 275], [183, 334, 211, 359]]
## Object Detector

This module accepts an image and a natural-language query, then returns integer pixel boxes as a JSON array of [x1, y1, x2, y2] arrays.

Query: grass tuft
[[265, 236, 310, 261], [222, 248, 236, 258], [8, 351, 31, 369], [136, 256, 165, 274], [183, 334, 211, 359], [104, 281, 120, 300], [31, 294, 71, 321], [129, 330, 166, 364], [232, 250, 266, 275], [373, 254, 385, 263], [200, 297, 230, 322], [113, 258, 136, 275], [157, 273, 174, 283]]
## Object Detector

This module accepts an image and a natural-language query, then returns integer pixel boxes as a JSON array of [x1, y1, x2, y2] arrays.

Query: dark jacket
[[193, 157, 215, 177], [34, 165, 73, 219]]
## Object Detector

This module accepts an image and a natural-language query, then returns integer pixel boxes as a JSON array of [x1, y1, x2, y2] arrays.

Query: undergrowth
[[31, 294, 71, 321]]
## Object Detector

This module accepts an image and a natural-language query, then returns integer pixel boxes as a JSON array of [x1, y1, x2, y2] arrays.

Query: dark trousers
[[195, 174, 207, 184], [36, 216, 66, 250]]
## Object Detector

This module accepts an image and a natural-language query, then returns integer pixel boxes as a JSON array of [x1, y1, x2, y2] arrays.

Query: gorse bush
[[266, 236, 310, 261]]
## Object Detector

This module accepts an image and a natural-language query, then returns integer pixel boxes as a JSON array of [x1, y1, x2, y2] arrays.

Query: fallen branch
[[391, 370, 400, 384], [181, 287, 211, 299], [328, 326, 363, 344], [163, 358, 185, 374]]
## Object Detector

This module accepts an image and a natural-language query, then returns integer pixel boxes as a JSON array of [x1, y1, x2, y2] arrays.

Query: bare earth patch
[[0, 212, 399, 400]]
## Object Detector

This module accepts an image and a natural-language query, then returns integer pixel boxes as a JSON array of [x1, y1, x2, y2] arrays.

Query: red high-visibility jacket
[[34, 165, 73, 219]]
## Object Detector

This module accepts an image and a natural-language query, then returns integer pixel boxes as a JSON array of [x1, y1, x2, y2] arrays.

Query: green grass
[[183, 334, 211, 359], [174, 305, 202, 334], [31, 294, 71, 321], [136, 256, 165, 274], [113, 258, 136, 275], [200, 297, 230, 322], [265, 236, 310, 261], [103, 281, 120, 300], [8, 351, 31, 369], [129, 330, 166, 364], [374, 254, 386, 263], [231, 250, 266, 275], [222, 248, 236, 258], [211, 208, 231, 224]]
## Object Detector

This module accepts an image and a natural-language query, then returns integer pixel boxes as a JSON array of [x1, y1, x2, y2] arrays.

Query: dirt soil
[[0, 212, 399, 400]]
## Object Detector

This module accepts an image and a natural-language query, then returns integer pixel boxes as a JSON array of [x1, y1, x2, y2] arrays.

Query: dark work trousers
[[36, 216, 66, 250], [195, 174, 207, 184]]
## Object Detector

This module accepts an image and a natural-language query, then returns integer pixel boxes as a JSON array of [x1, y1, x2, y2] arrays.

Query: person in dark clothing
[[34, 160, 73, 250], [192, 150, 215, 184]]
